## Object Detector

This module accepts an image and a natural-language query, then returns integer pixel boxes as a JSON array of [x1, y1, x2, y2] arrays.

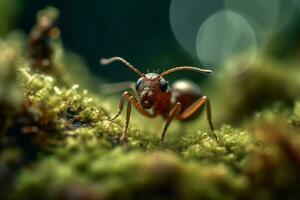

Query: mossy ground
[[1, 17, 300, 200]]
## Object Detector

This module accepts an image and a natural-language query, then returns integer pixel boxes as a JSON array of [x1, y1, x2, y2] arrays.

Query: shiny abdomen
[[171, 80, 203, 121]]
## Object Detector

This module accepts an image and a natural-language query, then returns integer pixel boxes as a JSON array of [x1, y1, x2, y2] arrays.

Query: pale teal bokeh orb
[[196, 11, 258, 77], [225, 0, 295, 37], [169, 0, 223, 56]]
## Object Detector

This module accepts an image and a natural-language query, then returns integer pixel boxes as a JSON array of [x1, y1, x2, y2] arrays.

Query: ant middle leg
[[178, 96, 218, 141]]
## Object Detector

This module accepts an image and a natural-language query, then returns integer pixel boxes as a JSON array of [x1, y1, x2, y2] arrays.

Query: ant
[[100, 57, 217, 143]]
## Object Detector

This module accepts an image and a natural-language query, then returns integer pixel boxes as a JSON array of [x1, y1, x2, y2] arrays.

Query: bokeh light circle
[[196, 11, 258, 77], [225, 0, 295, 37], [225, 0, 280, 32], [169, 0, 224, 56]]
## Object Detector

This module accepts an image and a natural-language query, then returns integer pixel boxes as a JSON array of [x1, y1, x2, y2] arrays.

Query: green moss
[[13, 149, 248, 200], [291, 101, 300, 128]]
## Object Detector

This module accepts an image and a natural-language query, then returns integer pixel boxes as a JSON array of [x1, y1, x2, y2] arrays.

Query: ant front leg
[[160, 102, 182, 144], [110, 91, 156, 142], [178, 96, 218, 142]]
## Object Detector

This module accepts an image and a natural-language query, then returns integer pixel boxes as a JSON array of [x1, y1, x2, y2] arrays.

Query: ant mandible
[[100, 57, 217, 143]]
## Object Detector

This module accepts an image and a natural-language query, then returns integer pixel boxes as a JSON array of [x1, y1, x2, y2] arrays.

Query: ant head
[[135, 73, 169, 109], [100, 57, 213, 109]]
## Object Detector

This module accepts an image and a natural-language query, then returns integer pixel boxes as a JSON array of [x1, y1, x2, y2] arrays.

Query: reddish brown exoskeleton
[[100, 57, 217, 143]]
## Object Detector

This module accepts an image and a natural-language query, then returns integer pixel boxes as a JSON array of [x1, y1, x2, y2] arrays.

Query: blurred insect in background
[[28, 7, 60, 70], [100, 57, 217, 143]]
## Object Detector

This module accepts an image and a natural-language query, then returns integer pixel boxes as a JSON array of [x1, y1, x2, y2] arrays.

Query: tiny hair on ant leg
[[100, 56, 217, 143]]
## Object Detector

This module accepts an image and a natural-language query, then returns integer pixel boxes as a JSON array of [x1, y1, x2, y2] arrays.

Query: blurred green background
[[18, 0, 190, 82], [5, 0, 297, 83], [2, 0, 300, 83]]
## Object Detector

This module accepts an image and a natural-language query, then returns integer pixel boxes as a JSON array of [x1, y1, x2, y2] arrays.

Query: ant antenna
[[160, 66, 213, 77], [100, 57, 143, 76]]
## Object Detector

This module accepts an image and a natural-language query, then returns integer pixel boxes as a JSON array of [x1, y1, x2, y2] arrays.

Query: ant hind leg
[[178, 96, 218, 142]]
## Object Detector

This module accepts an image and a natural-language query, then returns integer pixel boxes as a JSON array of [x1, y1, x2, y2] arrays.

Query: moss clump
[[244, 123, 300, 200], [208, 57, 300, 125], [13, 148, 248, 200], [291, 101, 300, 128]]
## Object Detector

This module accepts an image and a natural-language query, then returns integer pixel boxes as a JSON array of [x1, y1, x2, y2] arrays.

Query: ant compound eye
[[135, 77, 143, 90], [160, 79, 169, 92]]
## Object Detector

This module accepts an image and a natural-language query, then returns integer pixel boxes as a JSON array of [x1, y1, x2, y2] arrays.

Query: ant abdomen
[[171, 80, 204, 121]]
